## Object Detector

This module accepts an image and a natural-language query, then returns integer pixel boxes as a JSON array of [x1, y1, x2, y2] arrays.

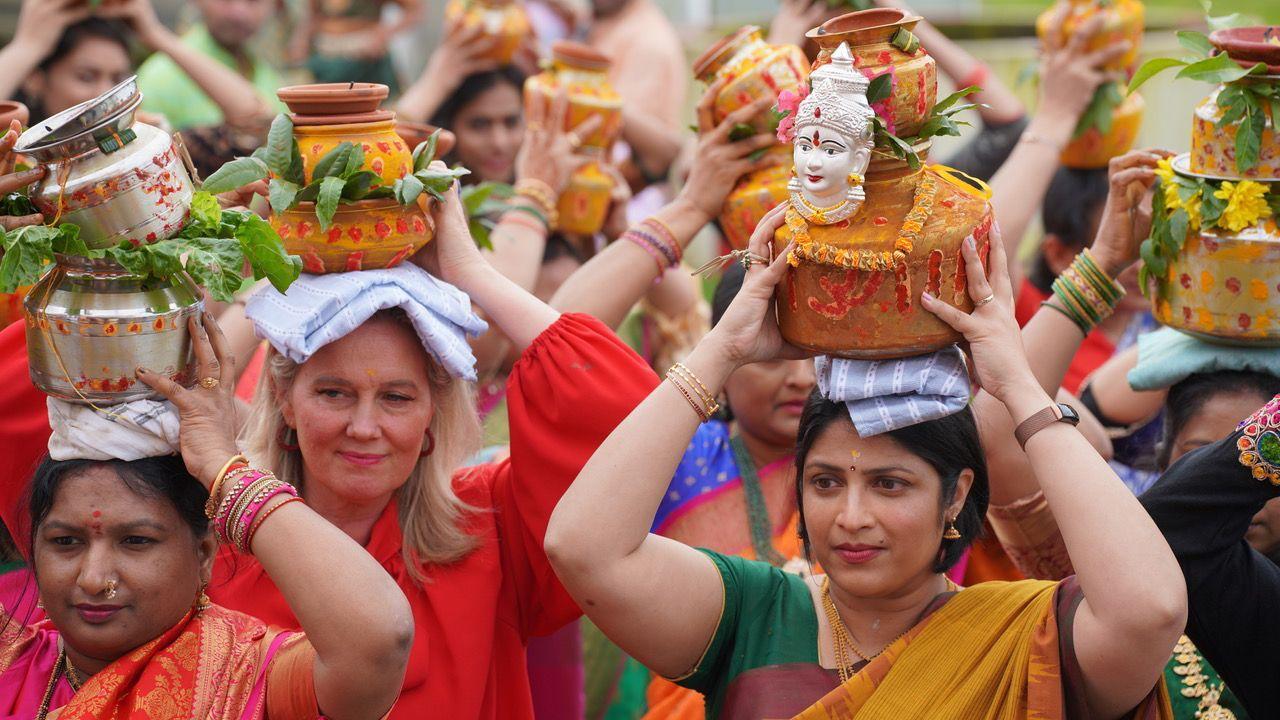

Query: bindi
[[849, 449, 861, 471], [89, 509, 103, 534]]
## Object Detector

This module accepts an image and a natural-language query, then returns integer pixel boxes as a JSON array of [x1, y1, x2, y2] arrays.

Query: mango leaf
[[866, 73, 894, 105], [182, 237, 244, 303], [1176, 30, 1214, 58], [412, 130, 441, 172], [201, 156, 269, 194], [1175, 54, 1264, 84], [932, 86, 980, 115], [342, 143, 366, 178], [315, 176, 346, 230], [341, 171, 379, 201], [395, 174, 425, 206], [263, 114, 295, 178], [0, 225, 57, 291], [364, 186, 396, 200], [1128, 57, 1187, 93], [728, 123, 756, 142], [1235, 105, 1263, 171], [269, 179, 300, 214], [235, 213, 301, 294], [312, 142, 355, 180]]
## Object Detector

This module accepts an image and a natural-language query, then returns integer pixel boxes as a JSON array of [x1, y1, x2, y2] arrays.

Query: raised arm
[[138, 314, 412, 720], [545, 205, 801, 677], [396, 18, 499, 124], [924, 233, 1185, 719], [549, 82, 775, 328], [102, 0, 271, 126], [0, 0, 92, 103]]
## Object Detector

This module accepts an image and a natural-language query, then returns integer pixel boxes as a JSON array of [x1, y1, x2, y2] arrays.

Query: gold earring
[[943, 519, 961, 540], [195, 583, 211, 613], [847, 172, 864, 186]]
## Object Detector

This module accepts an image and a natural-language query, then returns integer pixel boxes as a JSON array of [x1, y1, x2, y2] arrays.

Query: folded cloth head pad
[[1128, 327, 1280, 392], [815, 346, 971, 437], [245, 264, 488, 382], [46, 398, 181, 461]]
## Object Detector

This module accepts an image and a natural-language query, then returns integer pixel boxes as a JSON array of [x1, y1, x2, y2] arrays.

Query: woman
[[205, 169, 657, 720], [0, 314, 412, 718], [546, 205, 1184, 718], [0, 0, 267, 126]]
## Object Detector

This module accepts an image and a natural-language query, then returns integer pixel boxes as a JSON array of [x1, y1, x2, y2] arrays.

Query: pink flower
[[776, 114, 797, 143], [776, 84, 808, 114]]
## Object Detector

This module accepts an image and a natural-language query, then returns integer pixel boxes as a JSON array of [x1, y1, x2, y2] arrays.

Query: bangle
[[623, 230, 669, 275], [1039, 300, 1088, 335], [244, 496, 305, 553], [206, 454, 248, 518], [667, 373, 709, 422], [1079, 248, 1125, 303], [643, 217, 683, 264], [631, 228, 679, 267], [514, 178, 558, 216], [668, 363, 720, 419], [500, 209, 549, 234], [214, 470, 263, 529]]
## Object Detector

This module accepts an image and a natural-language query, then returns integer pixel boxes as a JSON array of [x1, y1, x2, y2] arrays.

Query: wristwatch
[[1014, 403, 1081, 449]]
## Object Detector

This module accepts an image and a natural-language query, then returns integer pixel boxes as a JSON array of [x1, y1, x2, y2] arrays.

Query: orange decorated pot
[[273, 199, 435, 274], [395, 121, 456, 157], [721, 152, 792, 250], [557, 161, 614, 236], [1061, 88, 1145, 169], [293, 118, 413, 186], [807, 9, 936, 138], [693, 26, 809, 136], [775, 148, 994, 359], [1036, 0, 1145, 74], [443, 0, 530, 66], [524, 42, 624, 150]]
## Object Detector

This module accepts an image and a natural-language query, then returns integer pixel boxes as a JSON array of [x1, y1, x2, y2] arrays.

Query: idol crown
[[795, 42, 875, 142]]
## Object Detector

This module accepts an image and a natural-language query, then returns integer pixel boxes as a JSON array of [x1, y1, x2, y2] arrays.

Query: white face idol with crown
[[789, 42, 876, 225]]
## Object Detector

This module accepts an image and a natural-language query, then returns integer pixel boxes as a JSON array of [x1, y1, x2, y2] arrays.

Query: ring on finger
[[199, 376, 220, 389], [974, 294, 996, 308], [737, 249, 769, 271]]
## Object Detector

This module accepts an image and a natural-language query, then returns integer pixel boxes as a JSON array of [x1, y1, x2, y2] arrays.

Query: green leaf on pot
[[189, 191, 223, 232], [202, 156, 270, 194], [1216, 83, 1249, 126], [932, 86, 980, 115], [269, 179, 300, 214], [728, 123, 756, 142], [1176, 31, 1214, 57], [866, 74, 893, 105], [1167, 207, 1190, 253], [364, 186, 396, 200], [315, 176, 346, 230], [413, 130, 441, 172], [1175, 54, 1264, 84], [342, 143, 366, 178], [1128, 58, 1188, 93], [395, 174, 425, 206], [50, 224, 89, 257], [264, 114, 295, 178], [415, 166, 470, 198], [1201, 182, 1227, 227], [1235, 104, 1263, 172], [235, 213, 301, 294], [0, 192, 37, 216], [183, 237, 244, 303], [341, 171, 379, 201], [0, 225, 56, 292], [285, 138, 305, 186], [313, 142, 355, 180], [297, 180, 322, 203]]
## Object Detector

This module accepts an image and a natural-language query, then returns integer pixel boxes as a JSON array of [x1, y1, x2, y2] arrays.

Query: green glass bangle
[[1078, 251, 1124, 304], [504, 204, 548, 227], [1055, 277, 1101, 325], [1039, 300, 1089, 335]]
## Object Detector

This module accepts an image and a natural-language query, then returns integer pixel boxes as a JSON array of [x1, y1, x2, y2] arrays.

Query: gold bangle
[[667, 374, 709, 422], [206, 454, 248, 518], [669, 362, 718, 413], [514, 179, 557, 215]]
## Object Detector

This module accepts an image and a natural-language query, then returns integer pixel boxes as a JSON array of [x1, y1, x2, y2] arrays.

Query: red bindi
[[91, 510, 101, 518]]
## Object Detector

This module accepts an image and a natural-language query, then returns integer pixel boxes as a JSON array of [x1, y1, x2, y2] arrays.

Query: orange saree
[[0, 605, 320, 719]]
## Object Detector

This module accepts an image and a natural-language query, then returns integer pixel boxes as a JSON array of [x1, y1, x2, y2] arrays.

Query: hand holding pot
[[1089, 148, 1172, 277], [12, 0, 92, 61], [95, 0, 170, 50], [922, 226, 1035, 405], [136, 312, 240, 492], [413, 164, 485, 288], [767, 0, 832, 49], [423, 18, 502, 100], [1037, 11, 1129, 140], [516, 89, 601, 195], [680, 79, 777, 223], [0, 120, 45, 231]]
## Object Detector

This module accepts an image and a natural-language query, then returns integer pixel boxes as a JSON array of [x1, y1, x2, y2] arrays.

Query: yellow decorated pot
[[1036, 0, 1145, 73], [1061, 89, 1145, 169], [558, 161, 614, 237], [721, 155, 792, 250], [293, 118, 413, 186], [443, 0, 529, 66], [807, 9, 937, 139], [693, 26, 809, 136], [273, 199, 435, 274], [524, 41, 624, 151], [1191, 79, 1280, 180], [775, 150, 994, 359]]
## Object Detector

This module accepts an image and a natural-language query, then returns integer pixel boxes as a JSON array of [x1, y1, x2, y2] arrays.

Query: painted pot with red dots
[[807, 9, 937, 139], [774, 143, 995, 359], [721, 153, 792, 250], [272, 198, 435, 274], [524, 42, 624, 152], [557, 161, 615, 237], [24, 255, 202, 403], [278, 83, 413, 187]]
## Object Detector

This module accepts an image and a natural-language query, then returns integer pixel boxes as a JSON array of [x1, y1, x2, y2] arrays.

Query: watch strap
[[1015, 405, 1064, 449]]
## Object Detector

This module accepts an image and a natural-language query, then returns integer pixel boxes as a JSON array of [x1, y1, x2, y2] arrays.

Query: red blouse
[[1014, 279, 1115, 394], [208, 313, 658, 720], [0, 321, 51, 547]]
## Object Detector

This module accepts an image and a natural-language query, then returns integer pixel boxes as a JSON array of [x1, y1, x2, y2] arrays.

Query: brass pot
[[24, 255, 202, 403]]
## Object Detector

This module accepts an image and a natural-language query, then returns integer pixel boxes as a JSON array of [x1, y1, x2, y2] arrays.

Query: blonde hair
[[241, 316, 483, 582]]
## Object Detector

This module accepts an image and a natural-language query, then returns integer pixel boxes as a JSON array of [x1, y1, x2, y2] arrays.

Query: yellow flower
[[1214, 180, 1274, 233], [1155, 157, 1176, 184], [1180, 189, 1202, 230]]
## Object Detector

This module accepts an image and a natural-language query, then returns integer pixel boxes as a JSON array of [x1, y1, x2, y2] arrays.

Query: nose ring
[[105, 580, 118, 599]]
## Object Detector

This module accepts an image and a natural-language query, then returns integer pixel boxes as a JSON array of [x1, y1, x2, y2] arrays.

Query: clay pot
[[1189, 30, 1280, 179], [721, 150, 792, 250], [775, 145, 994, 359], [693, 26, 809, 135], [807, 9, 936, 138], [524, 41, 624, 150], [1036, 0, 1145, 73], [1209, 26, 1280, 73], [443, 0, 530, 66], [557, 162, 614, 236], [0, 101, 29, 130], [1061, 89, 1145, 169], [395, 120, 456, 158], [273, 199, 435, 274], [277, 83, 389, 116], [294, 118, 413, 186]]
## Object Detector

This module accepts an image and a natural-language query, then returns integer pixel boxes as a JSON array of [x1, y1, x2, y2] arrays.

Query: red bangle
[[959, 63, 989, 90], [244, 496, 305, 553]]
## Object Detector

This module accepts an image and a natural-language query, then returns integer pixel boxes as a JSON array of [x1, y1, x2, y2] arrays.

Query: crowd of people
[[0, 0, 1277, 718]]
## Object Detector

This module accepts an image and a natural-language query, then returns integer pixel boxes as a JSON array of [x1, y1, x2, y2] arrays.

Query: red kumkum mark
[[808, 269, 886, 320], [1180, 273, 1193, 290], [926, 249, 943, 297], [953, 248, 968, 304], [1183, 305, 1193, 322], [788, 273, 799, 312], [895, 261, 912, 313], [1226, 277, 1242, 294], [386, 244, 414, 268], [346, 252, 365, 272], [1240, 313, 1253, 330], [872, 216, 889, 226]]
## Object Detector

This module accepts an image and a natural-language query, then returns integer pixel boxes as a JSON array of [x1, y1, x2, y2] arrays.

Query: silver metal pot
[[17, 89, 195, 250], [24, 255, 202, 404]]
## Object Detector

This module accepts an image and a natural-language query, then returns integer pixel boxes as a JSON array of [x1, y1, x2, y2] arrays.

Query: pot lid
[[1209, 26, 1280, 73], [277, 82, 390, 117], [17, 95, 143, 161], [16, 76, 139, 151], [550, 41, 612, 71]]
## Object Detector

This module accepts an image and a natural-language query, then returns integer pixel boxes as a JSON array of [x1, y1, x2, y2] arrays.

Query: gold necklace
[[35, 649, 67, 720], [820, 576, 958, 682], [64, 653, 84, 692], [794, 192, 849, 225]]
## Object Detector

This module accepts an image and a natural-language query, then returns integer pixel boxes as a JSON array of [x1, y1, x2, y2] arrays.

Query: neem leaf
[[315, 176, 346, 230], [1176, 30, 1214, 58], [312, 142, 355, 180], [931, 86, 980, 115], [201, 156, 269, 194], [866, 73, 893, 105], [415, 166, 470, 196], [364, 186, 396, 200], [342, 143, 366, 178], [269, 179, 300, 214], [0, 225, 56, 292], [1176, 54, 1264, 84], [235, 213, 301, 294], [395, 174, 425, 206], [1128, 57, 1187, 93], [264, 114, 295, 178], [1236, 105, 1263, 171], [341, 171, 378, 201], [285, 136, 305, 186], [297, 180, 323, 203], [413, 130, 441, 172]]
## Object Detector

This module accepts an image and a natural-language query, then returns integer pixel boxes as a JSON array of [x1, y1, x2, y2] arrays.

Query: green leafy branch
[[1074, 81, 1126, 139], [0, 191, 301, 303], [871, 86, 982, 170]]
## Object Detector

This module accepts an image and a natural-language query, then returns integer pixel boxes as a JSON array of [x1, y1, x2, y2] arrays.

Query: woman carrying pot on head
[[204, 166, 657, 720], [0, 313, 412, 718], [545, 204, 1185, 718]]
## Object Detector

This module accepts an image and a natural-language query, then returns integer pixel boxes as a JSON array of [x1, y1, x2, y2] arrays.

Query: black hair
[[27, 456, 211, 558], [793, 393, 989, 573], [543, 232, 586, 266], [14, 18, 132, 121], [428, 66, 527, 149], [1157, 370, 1280, 470], [711, 262, 746, 329], [1030, 166, 1110, 293]]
